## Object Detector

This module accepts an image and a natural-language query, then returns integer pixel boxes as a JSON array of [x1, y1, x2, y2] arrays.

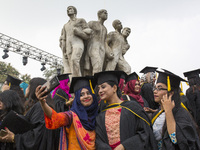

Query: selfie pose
[[36, 76, 98, 150]]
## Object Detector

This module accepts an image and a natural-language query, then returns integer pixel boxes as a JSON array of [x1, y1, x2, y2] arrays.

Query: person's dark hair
[[24, 77, 55, 113], [188, 77, 200, 87], [0, 90, 24, 121], [106, 81, 122, 98], [10, 85, 26, 105], [170, 88, 181, 108]]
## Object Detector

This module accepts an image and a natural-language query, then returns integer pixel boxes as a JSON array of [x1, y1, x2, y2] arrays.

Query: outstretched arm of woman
[[35, 85, 52, 118]]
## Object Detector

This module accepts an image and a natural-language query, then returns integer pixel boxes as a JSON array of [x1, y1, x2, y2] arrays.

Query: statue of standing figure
[[115, 27, 131, 74], [84, 9, 108, 75], [59, 6, 92, 77], [105, 20, 131, 74]]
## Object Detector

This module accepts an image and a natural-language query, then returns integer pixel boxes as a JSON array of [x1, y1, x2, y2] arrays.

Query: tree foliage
[[21, 74, 31, 83], [0, 61, 31, 83], [0, 61, 20, 83], [42, 66, 63, 80]]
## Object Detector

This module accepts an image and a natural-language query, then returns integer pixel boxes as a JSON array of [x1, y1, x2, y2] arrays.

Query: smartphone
[[0, 129, 8, 137], [41, 76, 60, 96]]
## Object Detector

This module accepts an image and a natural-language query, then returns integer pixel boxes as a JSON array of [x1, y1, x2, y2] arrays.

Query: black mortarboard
[[140, 66, 158, 74], [57, 73, 71, 81], [156, 69, 186, 91], [126, 72, 139, 82], [5, 75, 21, 86], [183, 69, 200, 80], [69, 76, 94, 93], [94, 71, 124, 85], [120, 72, 127, 80]]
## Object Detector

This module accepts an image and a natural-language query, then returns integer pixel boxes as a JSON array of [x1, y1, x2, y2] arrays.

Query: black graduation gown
[[186, 89, 200, 128], [95, 101, 158, 150], [180, 94, 193, 116], [152, 107, 200, 150], [122, 94, 149, 107], [14, 102, 57, 150], [140, 83, 159, 109], [53, 88, 70, 113]]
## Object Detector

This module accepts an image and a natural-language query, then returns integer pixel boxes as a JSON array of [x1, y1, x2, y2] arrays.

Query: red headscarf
[[123, 80, 144, 107]]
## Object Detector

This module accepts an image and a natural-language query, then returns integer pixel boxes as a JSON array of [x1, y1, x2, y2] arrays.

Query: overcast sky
[[0, 0, 200, 91]]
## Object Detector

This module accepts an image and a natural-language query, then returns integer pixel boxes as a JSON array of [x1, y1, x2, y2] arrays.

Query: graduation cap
[[126, 72, 139, 82], [120, 72, 127, 80], [94, 71, 124, 85], [5, 75, 21, 86], [69, 76, 95, 93], [156, 69, 186, 91], [140, 66, 158, 74], [183, 69, 200, 80], [57, 73, 71, 81]]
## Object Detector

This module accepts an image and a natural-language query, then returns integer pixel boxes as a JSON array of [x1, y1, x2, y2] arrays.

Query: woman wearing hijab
[[140, 67, 159, 110], [122, 72, 149, 107], [36, 76, 98, 150], [94, 71, 157, 150], [152, 69, 200, 149]]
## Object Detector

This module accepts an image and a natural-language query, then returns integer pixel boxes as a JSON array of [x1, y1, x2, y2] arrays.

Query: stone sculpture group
[[59, 6, 131, 77]]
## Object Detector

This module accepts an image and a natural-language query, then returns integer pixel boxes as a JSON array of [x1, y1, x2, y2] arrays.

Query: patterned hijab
[[70, 86, 98, 131]]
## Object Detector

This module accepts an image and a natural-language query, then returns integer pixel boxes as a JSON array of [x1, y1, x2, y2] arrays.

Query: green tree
[[21, 74, 31, 83], [43, 66, 63, 80], [0, 61, 20, 83]]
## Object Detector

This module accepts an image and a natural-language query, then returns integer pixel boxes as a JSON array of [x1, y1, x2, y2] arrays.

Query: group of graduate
[[0, 66, 200, 150]]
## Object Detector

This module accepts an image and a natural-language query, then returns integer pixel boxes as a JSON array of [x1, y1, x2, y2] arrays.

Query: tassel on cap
[[180, 82, 183, 92], [186, 82, 189, 86], [89, 80, 95, 94], [156, 72, 158, 80], [9, 82, 11, 87], [167, 76, 171, 91]]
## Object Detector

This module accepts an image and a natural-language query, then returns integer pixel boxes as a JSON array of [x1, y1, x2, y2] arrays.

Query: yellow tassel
[[186, 82, 189, 86], [180, 82, 183, 92], [9, 82, 11, 87], [167, 76, 171, 92], [138, 76, 140, 80], [89, 80, 95, 94], [156, 72, 157, 80]]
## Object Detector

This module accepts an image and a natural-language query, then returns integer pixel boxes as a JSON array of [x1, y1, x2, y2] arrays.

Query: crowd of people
[[0, 67, 200, 150]]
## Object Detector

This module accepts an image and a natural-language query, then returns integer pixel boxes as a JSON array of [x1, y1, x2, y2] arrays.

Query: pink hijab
[[52, 79, 71, 98], [124, 80, 144, 107]]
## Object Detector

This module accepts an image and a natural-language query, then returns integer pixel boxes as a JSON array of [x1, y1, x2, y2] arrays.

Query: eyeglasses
[[153, 87, 167, 91]]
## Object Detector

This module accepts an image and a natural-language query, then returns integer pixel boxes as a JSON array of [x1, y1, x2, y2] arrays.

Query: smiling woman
[[36, 76, 98, 150], [94, 71, 157, 150]]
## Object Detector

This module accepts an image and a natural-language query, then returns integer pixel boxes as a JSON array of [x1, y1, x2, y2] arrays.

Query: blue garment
[[19, 82, 28, 96], [70, 86, 98, 131]]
